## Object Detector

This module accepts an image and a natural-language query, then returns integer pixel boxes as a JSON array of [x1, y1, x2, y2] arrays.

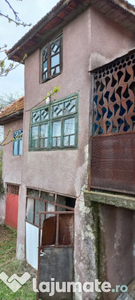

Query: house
[[0, 97, 24, 229], [0, 0, 135, 299]]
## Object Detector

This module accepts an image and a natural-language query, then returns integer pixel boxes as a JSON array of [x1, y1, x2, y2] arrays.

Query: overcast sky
[[0, 0, 135, 99]]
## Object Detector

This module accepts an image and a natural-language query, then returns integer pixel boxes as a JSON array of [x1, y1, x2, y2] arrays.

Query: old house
[[0, 97, 24, 229], [1, 0, 135, 299]]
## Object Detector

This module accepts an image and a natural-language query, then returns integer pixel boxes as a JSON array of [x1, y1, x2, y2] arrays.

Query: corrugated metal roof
[[0, 97, 24, 125], [7, 0, 135, 63]]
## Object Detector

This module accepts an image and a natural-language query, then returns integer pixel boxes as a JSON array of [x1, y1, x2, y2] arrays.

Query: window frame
[[13, 129, 23, 156], [29, 94, 78, 151], [42, 34, 63, 82]]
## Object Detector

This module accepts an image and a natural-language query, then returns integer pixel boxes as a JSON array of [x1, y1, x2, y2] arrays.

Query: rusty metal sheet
[[91, 133, 135, 194], [59, 214, 74, 245]]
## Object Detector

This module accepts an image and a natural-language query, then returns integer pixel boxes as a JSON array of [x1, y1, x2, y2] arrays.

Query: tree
[[0, 0, 31, 76]]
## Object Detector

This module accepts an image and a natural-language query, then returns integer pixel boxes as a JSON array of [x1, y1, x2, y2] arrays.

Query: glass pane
[[40, 138, 48, 148], [57, 195, 66, 211], [40, 124, 48, 138], [56, 66, 60, 73], [51, 40, 60, 55], [41, 192, 55, 203], [43, 61, 47, 72], [27, 189, 39, 197], [32, 111, 40, 123], [52, 121, 61, 137], [52, 103, 63, 118], [51, 68, 55, 76], [64, 118, 75, 135], [41, 108, 49, 121], [13, 140, 18, 156], [31, 126, 38, 139], [35, 200, 45, 226], [46, 202, 55, 219], [43, 47, 47, 61], [26, 198, 34, 223], [70, 135, 75, 146], [51, 54, 60, 68], [64, 99, 76, 115], [64, 136, 68, 146], [19, 139, 22, 155]]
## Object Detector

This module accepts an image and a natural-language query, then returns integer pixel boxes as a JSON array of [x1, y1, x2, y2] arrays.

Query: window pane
[[26, 198, 34, 223], [43, 47, 47, 61], [51, 39, 60, 55], [64, 118, 75, 135], [32, 111, 40, 123], [31, 126, 38, 139], [70, 135, 75, 146], [43, 61, 47, 72], [35, 200, 45, 226], [13, 140, 18, 156], [52, 121, 61, 137], [52, 121, 61, 147], [40, 124, 48, 138], [31, 126, 38, 149], [46, 202, 55, 219], [41, 108, 49, 121], [52, 103, 63, 118], [51, 54, 60, 68], [64, 118, 75, 146], [19, 139, 22, 155], [64, 99, 76, 115]]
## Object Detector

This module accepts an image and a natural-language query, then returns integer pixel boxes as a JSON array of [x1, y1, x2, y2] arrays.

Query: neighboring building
[[1, 0, 135, 299], [0, 97, 24, 229]]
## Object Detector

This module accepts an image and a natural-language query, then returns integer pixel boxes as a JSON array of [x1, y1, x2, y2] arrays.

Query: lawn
[[0, 225, 37, 300]]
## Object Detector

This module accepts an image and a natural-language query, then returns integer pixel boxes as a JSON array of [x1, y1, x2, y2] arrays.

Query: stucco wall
[[90, 7, 135, 70], [3, 119, 23, 186], [99, 204, 135, 300]]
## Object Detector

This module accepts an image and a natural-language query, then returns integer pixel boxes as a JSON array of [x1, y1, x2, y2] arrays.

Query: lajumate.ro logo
[[0, 272, 128, 296]]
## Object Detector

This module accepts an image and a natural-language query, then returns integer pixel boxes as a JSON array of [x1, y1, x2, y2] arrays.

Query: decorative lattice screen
[[93, 52, 135, 136]]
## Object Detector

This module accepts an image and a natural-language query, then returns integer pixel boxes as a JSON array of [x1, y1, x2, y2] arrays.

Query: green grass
[[0, 225, 37, 300]]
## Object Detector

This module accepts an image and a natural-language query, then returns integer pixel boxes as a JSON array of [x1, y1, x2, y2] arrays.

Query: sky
[[0, 0, 135, 100], [0, 0, 59, 99]]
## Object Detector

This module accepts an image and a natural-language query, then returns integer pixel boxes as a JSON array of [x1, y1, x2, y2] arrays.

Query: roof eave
[[7, 0, 135, 63], [0, 110, 23, 125]]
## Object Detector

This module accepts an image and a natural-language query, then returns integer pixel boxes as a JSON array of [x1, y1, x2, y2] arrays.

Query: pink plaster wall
[[90, 7, 135, 70], [3, 119, 23, 186], [23, 8, 91, 197]]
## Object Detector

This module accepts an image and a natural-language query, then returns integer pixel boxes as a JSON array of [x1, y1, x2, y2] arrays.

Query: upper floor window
[[29, 94, 78, 151], [13, 129, 23, 156], [42, 34, 62, 82]]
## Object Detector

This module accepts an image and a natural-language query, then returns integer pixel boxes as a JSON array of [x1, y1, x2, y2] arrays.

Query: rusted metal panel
[[91, 133, 135, 193], [59, 214, 74, 245], [41, 213, 74, 246]]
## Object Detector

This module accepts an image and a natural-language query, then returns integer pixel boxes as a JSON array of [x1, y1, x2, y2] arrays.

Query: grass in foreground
[[0, 225, 37, 300]]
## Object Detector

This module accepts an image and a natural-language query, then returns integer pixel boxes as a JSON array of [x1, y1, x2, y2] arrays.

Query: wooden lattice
[[93, 52, 135, 136]]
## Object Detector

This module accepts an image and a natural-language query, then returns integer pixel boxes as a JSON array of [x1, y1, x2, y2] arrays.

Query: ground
[[0, 225, 37, 300]]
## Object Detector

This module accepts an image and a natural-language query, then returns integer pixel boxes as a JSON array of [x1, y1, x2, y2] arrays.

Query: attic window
[[42, 34, 62, 82]]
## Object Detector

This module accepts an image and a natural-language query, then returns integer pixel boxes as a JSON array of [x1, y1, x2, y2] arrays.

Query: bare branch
[[5, 0, 21, 22]]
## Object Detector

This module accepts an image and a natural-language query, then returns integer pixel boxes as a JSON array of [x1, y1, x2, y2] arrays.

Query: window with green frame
[[29, 94, 78, 151]]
